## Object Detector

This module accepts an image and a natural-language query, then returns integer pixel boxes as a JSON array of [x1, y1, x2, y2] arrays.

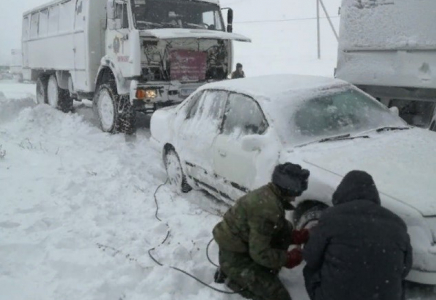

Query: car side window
[[183, 90, 228, 135], [185, 91, 204, 120], [222, 93, 268, 137], [198, 90, 228, 124]]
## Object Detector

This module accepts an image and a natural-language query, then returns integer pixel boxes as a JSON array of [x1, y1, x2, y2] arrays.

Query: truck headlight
[[136, 88, 157, 100]]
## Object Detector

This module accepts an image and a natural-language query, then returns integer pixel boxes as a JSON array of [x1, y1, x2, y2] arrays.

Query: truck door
[[73, 0, 87, 91], [106, 1, 131, 77]]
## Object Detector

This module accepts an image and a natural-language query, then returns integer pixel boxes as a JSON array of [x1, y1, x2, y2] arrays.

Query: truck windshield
[[130, 0, 224, 31]]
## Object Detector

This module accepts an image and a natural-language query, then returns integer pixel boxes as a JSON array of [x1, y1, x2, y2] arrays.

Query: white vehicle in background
[[336, 0, 436, 131], [10, 49, 23, 82], [22, 0, 250, 133], [151, 74, 436, 285]]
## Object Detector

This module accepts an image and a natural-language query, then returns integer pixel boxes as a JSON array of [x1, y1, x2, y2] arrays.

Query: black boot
[[214, 267, 227, 284]]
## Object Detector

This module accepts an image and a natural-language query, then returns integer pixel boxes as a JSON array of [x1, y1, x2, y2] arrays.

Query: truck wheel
[[163, 148, 192, 194], [47, 75, 73, 113], [36, 76, 48, 104], [94, 84, 136, 134], [295, 204, 327, 230]]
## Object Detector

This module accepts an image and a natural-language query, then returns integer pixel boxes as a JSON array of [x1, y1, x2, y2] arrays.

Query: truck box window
[[22, 16, 30, 40], [59, 0, 74, 32], [39, 9, 49, 36], [75, 0, 85, 30], [30, 13, 39, 38], [48, 5, 60, 34]]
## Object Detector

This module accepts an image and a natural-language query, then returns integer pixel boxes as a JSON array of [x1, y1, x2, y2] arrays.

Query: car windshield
[[130, 0, 224, 31], [284, 87, 407, 146]]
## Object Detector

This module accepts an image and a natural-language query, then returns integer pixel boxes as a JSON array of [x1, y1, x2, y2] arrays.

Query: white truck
[[10, 49, 23, 82], [22, 0, 250, 133], [336, 0, 436, 131]]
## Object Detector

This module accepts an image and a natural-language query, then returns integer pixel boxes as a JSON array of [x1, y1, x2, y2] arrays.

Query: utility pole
[[316, 0, 339, 59], [317, 0, 321, 59]]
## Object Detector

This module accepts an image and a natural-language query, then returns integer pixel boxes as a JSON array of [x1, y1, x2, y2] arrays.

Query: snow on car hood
[[139, 29, 251, 42], [301, 129, 436, 217]]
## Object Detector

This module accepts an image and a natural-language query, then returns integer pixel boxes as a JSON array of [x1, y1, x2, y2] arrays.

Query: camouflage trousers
[[219, 250, 292, 300]]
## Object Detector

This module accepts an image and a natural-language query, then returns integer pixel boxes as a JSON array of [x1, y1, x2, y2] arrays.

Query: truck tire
[[163, 148, 192, 194], [94, 83, 136, 134], [47, 75, 73, 113], [36, 76, 48, 105]]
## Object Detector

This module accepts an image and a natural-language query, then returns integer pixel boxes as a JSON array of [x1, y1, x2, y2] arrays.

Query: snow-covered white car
[[150, 74, 436, 285]]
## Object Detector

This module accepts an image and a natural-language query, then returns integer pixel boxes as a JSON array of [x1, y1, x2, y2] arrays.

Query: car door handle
[[218, 150, 227, 157]]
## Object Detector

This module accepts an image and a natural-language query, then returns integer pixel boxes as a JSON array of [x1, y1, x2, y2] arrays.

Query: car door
[[175, 89, 228, 188], [213, 93, 269, 200]]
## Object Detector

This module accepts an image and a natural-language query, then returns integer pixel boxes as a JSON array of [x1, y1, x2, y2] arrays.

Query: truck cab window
[[115, 3, 129, 29], [130, 0, 224, 31]]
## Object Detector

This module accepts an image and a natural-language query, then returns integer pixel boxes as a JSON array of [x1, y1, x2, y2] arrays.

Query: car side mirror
[[241, 135, 265, 152], [389, 106, 400, 116]]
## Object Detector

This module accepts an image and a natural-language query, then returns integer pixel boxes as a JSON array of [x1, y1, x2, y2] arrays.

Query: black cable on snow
[[206, 237, 219, 268], [153, 178, 169, 222], [148, 179, 242, 295]]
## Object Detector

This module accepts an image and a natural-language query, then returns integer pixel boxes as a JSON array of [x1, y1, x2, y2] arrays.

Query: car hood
[[301, 129, 436, 216], [139, 29, 251, 42]]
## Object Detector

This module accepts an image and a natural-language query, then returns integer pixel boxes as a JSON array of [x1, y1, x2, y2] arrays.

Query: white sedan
[[150, 74, 436, 285]]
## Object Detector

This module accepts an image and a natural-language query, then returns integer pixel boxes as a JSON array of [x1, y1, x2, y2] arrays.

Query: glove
[[291, 229, 310, 245], [285, 248, 303, 269]]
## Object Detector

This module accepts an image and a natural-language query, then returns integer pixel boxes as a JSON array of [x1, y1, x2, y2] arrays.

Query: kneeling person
[[213, 163, 310, 300]]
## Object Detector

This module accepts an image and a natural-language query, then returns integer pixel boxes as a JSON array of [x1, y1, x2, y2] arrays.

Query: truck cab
[[22, 0, 250, 133]]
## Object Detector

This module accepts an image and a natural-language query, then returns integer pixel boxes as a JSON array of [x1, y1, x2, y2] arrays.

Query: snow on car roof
[[198, 74, 349, 104]]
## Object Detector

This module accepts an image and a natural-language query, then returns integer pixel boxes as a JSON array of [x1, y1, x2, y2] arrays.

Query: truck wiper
[[375, 126, 410, 133], [136, 21, 163, 28], [318, 134, 369, 143]]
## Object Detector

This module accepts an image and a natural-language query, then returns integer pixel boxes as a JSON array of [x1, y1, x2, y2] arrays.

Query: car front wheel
[[295, 204, 327, 230]]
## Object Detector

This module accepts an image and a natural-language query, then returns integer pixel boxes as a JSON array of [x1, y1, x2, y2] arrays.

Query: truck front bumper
[[130, 80, 203, 113]]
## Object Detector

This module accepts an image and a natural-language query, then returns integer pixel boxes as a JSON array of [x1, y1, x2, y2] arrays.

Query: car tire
[[94, 83, 135, 134], [36, 76, 48, 105], [163, 148, 192, 194], [295, 204, 327, 230], [430, 121, 436, 132], [47, 75, 73, 113]]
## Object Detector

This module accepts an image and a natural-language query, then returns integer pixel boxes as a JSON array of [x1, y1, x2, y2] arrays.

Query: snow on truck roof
[[198, 74, 349, 103]]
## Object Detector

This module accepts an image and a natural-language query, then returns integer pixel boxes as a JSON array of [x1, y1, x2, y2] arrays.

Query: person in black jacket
[[303, 170, 413, 300], [231, 63, 245, 79]]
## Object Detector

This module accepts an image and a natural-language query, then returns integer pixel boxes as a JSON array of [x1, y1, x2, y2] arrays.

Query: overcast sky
[[0, 0, 48, 65]]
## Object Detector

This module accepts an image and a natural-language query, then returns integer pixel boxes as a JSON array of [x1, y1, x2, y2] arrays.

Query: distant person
[[303, 170, 412, 300], [231, 63, 245, 79], [213, 162, 311, 300]]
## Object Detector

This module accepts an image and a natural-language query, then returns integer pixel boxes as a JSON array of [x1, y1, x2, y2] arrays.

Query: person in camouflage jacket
[[212, 163, 311, 300]]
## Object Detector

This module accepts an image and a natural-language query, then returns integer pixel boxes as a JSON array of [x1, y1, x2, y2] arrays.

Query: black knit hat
[[236, 63, 243, 68], [272, 163, 310, 197], [332, 170, 381, 206]]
